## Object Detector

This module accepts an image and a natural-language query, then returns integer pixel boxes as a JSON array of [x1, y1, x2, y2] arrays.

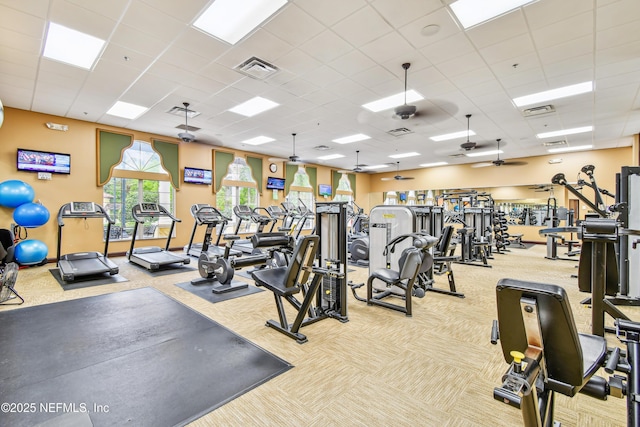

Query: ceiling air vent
[[314, 145, 331, 151], [542, 140, 566, 147], [522, 104, 555, 117], [387, 127, 413, 137], [167, 105, 200, 118], [175, 124, 201, 132], [235, 56, 279, 80]]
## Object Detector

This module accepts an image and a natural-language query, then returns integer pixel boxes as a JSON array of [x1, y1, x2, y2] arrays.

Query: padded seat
[[496, 278, 607, 398]]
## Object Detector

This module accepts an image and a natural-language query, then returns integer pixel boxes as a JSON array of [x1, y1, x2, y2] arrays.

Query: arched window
[[216, 157, 260, 233], [334, 173, 354, 203], [286, 166, 315, 230], [102, 141, 175, 241]]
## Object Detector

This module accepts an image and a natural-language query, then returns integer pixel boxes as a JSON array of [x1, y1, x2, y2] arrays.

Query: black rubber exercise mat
[[0, 287, 291, 427], [175, 280, 263, 304], [49, 268, 129, 291]]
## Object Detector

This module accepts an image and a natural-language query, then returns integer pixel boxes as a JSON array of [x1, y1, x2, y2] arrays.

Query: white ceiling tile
[[397, 7, 461, 50], [123, 74, 179, 107], [263, 4, 324, 47], [121, 1, 186, 43], [329, 50, 376, 77], [371, 0, 442, 28], [0, 0, 48, 18], [138, 0, 209, 23], [110, 24, 172, 58], [235, 28, 294, 63], [531, 11, 594, 50], [436, 51, 486, 77], [543, 54, 594, 79], [360, 32, 417, 64], [465, 9, 528, 49], [596, 0, 640, 30], [419, 33, 475, 65], [49, 0, 117, 40], [331, 6, 392, 48], [597, 20, 640, 50], [480, 34, 535, 65], [299, 30, 353, 63], [0, 27, 42, 55], [0, 4, 45, 37], [525, 0, 593, 30], [296, 0, 367, 27], [350, 65, 396, 93]]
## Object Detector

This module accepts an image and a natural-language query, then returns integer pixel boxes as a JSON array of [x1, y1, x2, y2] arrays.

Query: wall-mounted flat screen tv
[[17, 148, 71, 174], [266, 176, 285, 190], [184, 167, 212, 185], [318, 184, 332, 197]]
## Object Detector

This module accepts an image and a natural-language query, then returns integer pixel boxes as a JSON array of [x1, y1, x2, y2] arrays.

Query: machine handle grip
[[605, 347, 620, 374], [491, 319, 499, 345]]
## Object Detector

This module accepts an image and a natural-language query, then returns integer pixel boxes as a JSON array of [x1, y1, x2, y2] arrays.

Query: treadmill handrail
[[131, 203, 181, 223], [56, 202, 114, 261]]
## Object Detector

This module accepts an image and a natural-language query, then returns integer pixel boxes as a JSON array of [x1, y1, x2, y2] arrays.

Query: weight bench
[[493, 278, 610, 426], [507, 233, 526, 249], [251, 235, 327, 344]]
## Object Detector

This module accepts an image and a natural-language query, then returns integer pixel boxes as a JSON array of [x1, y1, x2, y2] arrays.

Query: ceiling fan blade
[[503, 160, 528, 166], [471, 162, 493, 168], [380, 177, 394, 181], [396, 176, 414, 180]]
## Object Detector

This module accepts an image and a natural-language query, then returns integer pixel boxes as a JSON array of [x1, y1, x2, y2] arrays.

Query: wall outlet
[[38, 172, 52, 180]]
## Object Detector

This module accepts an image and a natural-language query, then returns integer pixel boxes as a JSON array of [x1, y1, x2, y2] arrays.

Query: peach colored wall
[[0, 108, 369, 256]]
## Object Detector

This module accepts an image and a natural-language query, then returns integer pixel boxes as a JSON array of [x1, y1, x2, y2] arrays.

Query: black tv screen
[[17, 148, 70, 174], [184, 167, 212, 185], [318, 184, 332, 196], [266, 176, 285, 190]]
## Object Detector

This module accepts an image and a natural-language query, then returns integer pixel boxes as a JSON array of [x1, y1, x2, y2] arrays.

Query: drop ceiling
[[1, 0, 639, 173]]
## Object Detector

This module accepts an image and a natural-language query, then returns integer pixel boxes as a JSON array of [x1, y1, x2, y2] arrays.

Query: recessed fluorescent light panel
[[389, 152, 420, 159], [332, 134, 370, 144], [362, 90, 424, 112], [242, 136, 275, 145], [193, 0, 288, 45], [317, 154, 345, 160], [430, 130, 476, 142], [465, 149, 503, 158], [536, 126, 593, 139], [43, 22, 105, 70], [548, 145, 592, 153], [363, 164, 390, 170], [450, 0, 537, 29], [229, 96, 279, 117], [106, 101, 148, 119], [513, 81, 593, 107], [420, 162, 448, 167]]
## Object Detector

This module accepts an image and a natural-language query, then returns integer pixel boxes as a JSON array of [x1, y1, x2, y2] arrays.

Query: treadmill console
[[70, 202, 96, 213], [196, 206, 222, 223], [139, 203, 159, 213]]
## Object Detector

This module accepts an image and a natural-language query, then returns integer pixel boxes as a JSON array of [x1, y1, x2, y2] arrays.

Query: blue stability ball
[[0, 180, 35, 208], [14, 239, 48, 265], [13, 202, 50, 228]]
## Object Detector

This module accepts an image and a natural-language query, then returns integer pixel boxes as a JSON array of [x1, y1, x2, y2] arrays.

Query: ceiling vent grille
[[313, 145, 331, 151], [522, 104, 555, 117], [235, 56, 279, 80], [175, 124, 201, 132], [387, 127, 413, 137], [542, 140, 566, 147], [167, 105, 200, 118]]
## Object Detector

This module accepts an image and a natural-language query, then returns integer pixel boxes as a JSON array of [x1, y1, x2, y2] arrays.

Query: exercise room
[[1, 1, 640, 426]]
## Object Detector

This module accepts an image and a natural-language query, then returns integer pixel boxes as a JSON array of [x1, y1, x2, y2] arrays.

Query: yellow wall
[[1, 107, 636, 253], [0, 107, 369, 256]]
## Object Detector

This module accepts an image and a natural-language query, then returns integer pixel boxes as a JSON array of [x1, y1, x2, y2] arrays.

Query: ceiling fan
[[472, 139, 528, 168], [459, 114, 495, 151], [177, 102, 196, 143], [268, 133, 306, 165], [393, 63, 418, 120], [381, 162, 415, 181], [339, 150, 367, 173]]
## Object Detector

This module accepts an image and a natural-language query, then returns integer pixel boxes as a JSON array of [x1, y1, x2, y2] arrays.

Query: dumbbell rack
[[493, 211, 510, 253]]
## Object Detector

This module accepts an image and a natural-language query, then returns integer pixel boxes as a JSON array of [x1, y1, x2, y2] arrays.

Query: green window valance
[[96, 129, 133, 186], [96, 130, 180, 190], [306, 166, 317, 196], [214, 150, 234, 193], [151, 139, 180, 190], [246, 155, 263, 194], [285, 164, 297, 194]]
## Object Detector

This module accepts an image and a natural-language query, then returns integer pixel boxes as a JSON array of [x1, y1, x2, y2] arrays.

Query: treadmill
[[56, 202, 119, 282], [184, 204, 241, 259], [127, 203, 190, 271]]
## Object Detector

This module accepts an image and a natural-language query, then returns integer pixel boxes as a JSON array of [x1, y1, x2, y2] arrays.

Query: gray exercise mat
[[175, 280, 263, 304], [0, 287, 291, 427], [49, 268, 129, 290]]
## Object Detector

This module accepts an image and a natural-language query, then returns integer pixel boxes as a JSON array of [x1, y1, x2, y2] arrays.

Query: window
[[216, 157, 259, 233], [102, 141, 175, 241], [286, 166, 315, 230], [334, 173, 354, 203]]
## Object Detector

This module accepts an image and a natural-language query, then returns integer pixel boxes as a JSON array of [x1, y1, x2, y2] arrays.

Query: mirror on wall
[[372, 184, 569, 227]]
